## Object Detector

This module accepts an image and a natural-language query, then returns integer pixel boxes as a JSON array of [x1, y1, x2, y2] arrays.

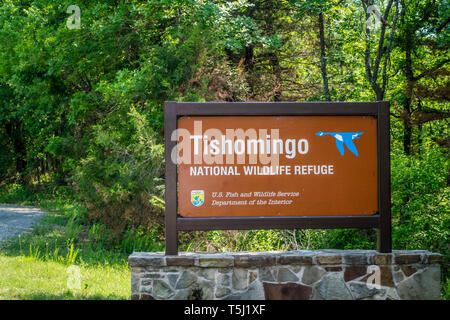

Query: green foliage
[[0, 183, 34, 204], [391, 146, 449, 253], [178, 230, 286, 252], [391, 146, 449, 297], [324, 229, 377, 250], [72, 106, 165, 235], [0, 0, 448, 299]]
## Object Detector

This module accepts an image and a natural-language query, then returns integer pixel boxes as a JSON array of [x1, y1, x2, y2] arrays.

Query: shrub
[[73, 107, 165, 238]]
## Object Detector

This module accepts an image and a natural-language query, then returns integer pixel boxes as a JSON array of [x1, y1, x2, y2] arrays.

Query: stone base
[[128, 250, 442, 300]]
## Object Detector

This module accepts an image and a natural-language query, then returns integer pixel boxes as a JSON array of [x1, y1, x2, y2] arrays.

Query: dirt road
[[0, 204, 43, 242]]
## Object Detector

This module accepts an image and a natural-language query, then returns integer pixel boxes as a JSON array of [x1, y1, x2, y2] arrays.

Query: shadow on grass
[[0, 204, 164, 268]]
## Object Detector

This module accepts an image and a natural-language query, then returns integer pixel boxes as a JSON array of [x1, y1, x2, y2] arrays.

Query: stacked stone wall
[[129, 250, 442, 300]]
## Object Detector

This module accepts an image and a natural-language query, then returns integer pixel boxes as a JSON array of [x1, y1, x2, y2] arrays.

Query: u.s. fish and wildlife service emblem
[[191, 190, 205, 207]]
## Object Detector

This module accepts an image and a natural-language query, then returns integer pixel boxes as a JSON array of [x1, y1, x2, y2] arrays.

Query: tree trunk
[[403, 99, 412, 156], [403, 27, 414, 155], [244, 45, 255, 99], [270, 53, 282, 101], [5, 122, 27, 183], [318, 12, 331, 101]]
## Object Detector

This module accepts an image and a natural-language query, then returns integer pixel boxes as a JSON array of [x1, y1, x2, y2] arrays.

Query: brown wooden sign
[[164, 102, 391, 255], [177, 115, 378, 218]]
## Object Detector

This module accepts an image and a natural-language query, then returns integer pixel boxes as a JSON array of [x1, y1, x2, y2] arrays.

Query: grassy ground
[[0, 207, 131, 299], [0, 184, 136, 300], [0, 256, 129, 299]]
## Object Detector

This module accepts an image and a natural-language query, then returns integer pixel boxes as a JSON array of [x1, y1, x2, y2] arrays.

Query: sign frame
[[164, 101, 391, 255]]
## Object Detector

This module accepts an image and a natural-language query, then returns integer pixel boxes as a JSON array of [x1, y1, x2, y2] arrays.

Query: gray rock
[[302, 266, 326, 285], [131, 274, 140, 293], [168, 274, 179, 288], [218, 274, 230, 287], [232, 269, 248, 290], [199, 280, 215, 300], [225, 281, 264, 300], [141, 273, 162, 279], [312, 273, 353, 300], [348, 281, 384, 300], [128, 252, 165, 267], [224, 293, 242, 300], [397, 266, 440, 300], [259, 268, 276, 282], [173, 289, 190, 300], [198, 254, 233, 267], [153, 280, 174, 299], [141, 279, 153, 286], [277, 268, 299, 282], [385, 287, 400, 300], [240, 281, 264, 300], [199, 268, 216, 281], [175, 271, 198, 289], [343, 254, 368, 265], [292, 266, 303, 273], [141, 285, 152, 294], [215, 286, 231, 298], [392, 268, 405, 285]]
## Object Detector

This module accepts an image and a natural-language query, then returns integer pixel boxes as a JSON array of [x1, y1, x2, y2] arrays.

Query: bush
[[391, 146, 449, 253], [391, 146, 449, 298], [73, 107, 165, 238]]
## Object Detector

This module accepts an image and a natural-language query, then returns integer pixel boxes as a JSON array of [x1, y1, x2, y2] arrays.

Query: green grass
[[0, 183, 163, 300], [0, 200, 132, 299], [0, 255, 129, 299]]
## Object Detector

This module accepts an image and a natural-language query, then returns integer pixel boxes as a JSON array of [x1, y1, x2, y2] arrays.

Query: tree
[[393, 0, 449, 155], [361, 0, 400, 101], [293, 0, 337, 101]]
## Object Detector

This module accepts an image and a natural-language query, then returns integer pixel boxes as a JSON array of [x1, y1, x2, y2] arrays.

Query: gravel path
[[0, 204, 44, 242]]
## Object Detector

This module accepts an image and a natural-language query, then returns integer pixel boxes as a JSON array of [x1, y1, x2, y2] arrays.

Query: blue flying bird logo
[[315, 131, 364, 156]]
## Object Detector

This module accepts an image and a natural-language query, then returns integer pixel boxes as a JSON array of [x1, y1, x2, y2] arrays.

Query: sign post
[[164, 101, 391, 255]]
